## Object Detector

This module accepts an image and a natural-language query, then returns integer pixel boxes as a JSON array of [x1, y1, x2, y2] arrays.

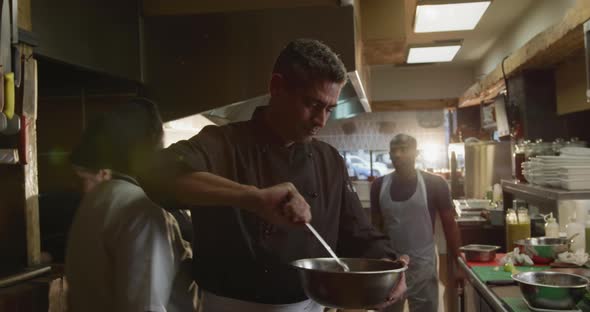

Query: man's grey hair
[[272, 38, 347, 88]]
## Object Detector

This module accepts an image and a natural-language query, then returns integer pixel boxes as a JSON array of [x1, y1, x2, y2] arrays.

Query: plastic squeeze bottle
[[566, 215, 586, 252], [544, 213, 559, 238]]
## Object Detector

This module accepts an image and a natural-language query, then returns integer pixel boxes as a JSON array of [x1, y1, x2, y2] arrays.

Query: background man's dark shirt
[[144, 107, 396, 304]]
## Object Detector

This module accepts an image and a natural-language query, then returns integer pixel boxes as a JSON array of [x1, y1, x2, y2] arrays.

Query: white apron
[[197, 291, 324, 312], [379, 171, 438, 312]]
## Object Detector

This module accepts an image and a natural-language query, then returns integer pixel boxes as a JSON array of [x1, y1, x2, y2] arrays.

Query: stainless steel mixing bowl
[[460, 244, 500, 262], [514, 237, 570, 264], [512, 271, 589, 310], [290, 258, 407, 309]]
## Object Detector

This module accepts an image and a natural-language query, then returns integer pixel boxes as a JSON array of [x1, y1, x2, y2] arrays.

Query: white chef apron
[[379, 171, 438, 312], [197, 291, 324, 312]]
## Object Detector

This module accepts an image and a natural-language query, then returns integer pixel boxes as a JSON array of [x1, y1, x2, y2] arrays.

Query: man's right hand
[[245, 182, 312, 225]]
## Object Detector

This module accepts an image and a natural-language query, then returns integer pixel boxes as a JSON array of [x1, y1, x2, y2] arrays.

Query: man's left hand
[[374, 255, 409, 310]]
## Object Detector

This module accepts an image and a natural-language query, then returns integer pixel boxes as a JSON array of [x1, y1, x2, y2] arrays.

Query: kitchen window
[[341, 146, 448, 181]]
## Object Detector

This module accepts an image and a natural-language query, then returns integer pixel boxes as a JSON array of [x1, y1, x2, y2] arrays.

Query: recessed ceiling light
[[415, 1, 491, 33], [407, 45, 461, 64]]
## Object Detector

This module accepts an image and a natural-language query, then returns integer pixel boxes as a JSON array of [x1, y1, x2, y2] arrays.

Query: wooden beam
[[143, 0, 338, 16], [22, 47, 40, 266], [18, 0, 31, 31], [0, 48, 38, 272], [556, 51, 589, 115], [459, 0, 590, 106], [372, 98, 457, 111], [362, 39, 407, 65], [459, 79, 505, 108]]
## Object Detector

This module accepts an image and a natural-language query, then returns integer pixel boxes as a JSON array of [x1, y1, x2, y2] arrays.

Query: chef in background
[[66, 98, 196, 312], [371, 134, 462, 312]]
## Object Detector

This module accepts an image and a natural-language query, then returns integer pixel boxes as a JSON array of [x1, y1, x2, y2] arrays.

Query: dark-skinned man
[[370, 134, 462, 312]]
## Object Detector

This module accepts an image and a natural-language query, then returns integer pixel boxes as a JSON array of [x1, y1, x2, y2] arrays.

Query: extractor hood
[[331, 71, 371, 120], [143, 4, 360, 121], [203, 70, 370, 124]]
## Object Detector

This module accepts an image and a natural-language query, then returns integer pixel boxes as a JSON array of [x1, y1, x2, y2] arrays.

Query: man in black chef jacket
[[143, 38, 407, 312]]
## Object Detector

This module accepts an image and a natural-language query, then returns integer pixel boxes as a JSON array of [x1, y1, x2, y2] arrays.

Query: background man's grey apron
[[379, 171, 438, 312], [197, 291, 323, 312]]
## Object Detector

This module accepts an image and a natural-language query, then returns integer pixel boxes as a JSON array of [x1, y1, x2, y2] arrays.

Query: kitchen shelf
[[501, 179, 590, 205]]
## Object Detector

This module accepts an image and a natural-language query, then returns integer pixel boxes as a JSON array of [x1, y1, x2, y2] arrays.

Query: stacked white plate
[[561, 147, 590, 157], [558, 147, 590, 190], [522, 157, 563, 187], [522, 148, 590, 190]]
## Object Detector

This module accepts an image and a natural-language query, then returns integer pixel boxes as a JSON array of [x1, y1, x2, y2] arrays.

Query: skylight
[[407, 45, 461, 63], [415, 1, 491, 33]]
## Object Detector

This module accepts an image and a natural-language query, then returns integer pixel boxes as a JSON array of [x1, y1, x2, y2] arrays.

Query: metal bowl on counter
[[512, 271, 589, 310], [514, 237, 570, 264], [290, 258, 407, 309], [460, 244, 500, 262]]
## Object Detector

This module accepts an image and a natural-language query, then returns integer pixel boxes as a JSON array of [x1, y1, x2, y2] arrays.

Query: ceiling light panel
[[415, 1, 491, 33], [407, 45, 461, 63]]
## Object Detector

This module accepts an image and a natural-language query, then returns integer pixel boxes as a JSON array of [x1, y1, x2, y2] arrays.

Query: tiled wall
[[316, 110, 448, 151]]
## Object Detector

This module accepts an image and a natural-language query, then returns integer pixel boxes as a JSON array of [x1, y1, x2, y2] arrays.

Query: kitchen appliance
[[464, 141, 512, 199], [291, 258, 406, 309]]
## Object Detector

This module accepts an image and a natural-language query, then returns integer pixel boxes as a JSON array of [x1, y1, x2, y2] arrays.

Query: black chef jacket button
[[308, 152, 313, 158], [310, 192, 318, 198]]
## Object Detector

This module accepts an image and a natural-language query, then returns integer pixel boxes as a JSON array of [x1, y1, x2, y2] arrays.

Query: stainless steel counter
[[459, 257, 589, 311], [458, 257, 509, 312]]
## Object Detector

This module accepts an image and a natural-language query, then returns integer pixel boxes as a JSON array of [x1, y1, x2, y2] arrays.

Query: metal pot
[[514, 237, 570, 264], [290, 258, 407, 309], [512, 271, 589, 310]]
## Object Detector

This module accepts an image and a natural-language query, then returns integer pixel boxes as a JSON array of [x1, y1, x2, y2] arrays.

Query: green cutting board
[[472, 266, 550, 283]]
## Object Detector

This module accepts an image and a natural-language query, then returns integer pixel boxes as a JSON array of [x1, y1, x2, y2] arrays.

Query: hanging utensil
[[0, 0, 11, 74], [9, 0, 16, 45], [3, 71, 13, 118], [305, 223, 350, 272]]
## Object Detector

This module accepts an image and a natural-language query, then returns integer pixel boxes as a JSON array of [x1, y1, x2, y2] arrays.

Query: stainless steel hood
[[143, 5, 359, 121], [203, 70, 370, 124], [331, 71, 371, 120]]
